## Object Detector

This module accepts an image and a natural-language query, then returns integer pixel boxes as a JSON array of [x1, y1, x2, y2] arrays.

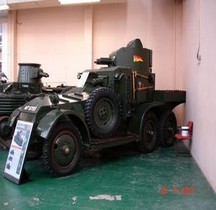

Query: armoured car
[[1, 39, 186, 176]]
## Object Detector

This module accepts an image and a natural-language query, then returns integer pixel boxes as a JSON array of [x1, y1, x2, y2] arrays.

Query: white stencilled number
[[24, 106, 37, 112]]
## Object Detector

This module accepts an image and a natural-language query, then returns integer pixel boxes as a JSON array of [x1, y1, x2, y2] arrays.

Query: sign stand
[[4, 120, 33, 184]]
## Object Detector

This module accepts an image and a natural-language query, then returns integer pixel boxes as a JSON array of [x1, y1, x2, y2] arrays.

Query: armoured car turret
[[0, 39, 186, 177]]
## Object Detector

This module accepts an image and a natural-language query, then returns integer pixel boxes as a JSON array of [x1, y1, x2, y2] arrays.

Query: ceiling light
[[59, 0, 100, 5], [0, 4, 9, 11]]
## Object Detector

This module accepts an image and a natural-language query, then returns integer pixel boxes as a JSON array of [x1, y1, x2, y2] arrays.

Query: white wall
[[183, 0, 216, 192]]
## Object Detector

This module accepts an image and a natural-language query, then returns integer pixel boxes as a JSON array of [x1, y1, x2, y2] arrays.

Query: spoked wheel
[[85, 87, 121, 138], [43, 122, 81, 177], [159, 110, 177, 147], [137, 112, 158, 153]]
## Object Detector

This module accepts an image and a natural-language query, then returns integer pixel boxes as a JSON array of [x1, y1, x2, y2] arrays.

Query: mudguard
[[36, 109, 64, 139], [36, 109, 78, 139], [8, 108, 21, 128], [36, 109, 90, 143]]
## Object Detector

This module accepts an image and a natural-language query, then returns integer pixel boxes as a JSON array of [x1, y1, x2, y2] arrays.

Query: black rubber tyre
[[159, 110, 177, 147], [26, 141, 43, 160], [137, 112, 158, 153], [85, 87, 121, 138], [0, 116, 11, 139], [42, 122, 81, 177]]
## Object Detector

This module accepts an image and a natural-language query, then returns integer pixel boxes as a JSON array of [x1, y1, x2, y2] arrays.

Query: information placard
[[4, 120, 33, 184]]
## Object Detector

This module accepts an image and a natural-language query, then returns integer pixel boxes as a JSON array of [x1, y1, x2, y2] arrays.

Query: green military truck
[[0, 39, 186, 177]]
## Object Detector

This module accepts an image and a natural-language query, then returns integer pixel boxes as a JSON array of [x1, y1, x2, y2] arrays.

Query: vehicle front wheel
[[137, 112, 158, 153], [42, 122, 82, 177]]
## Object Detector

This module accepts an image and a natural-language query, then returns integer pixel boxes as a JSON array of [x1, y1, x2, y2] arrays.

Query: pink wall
[[93, 0, 184, 90], [16, 6, 86, 86], [11, 0, 182, 91], [183, 0, 216, 192]]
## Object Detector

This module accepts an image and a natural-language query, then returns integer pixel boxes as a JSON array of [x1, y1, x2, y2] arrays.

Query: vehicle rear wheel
[[85, 87, 121, 138], [159, 110, 177, 147], [137, 112, 158, 153], [42, 122, 81, 176]]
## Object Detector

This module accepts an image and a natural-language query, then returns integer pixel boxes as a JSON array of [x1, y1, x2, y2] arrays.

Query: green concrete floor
[[0, 145, 215, 210]]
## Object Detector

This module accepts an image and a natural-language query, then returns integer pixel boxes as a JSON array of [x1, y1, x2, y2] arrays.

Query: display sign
[[4, 120, 33, 184]]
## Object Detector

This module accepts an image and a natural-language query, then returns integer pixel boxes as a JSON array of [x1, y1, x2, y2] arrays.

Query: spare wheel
[[85, 87, 121, 138]]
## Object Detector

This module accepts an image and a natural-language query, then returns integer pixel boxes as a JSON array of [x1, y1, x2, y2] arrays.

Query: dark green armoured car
[[0, 39, 186, 176]]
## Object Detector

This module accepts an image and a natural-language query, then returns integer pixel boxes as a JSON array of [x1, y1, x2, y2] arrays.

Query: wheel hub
[[95, 99, 113, 128], [147, 130, 154, 136], [145, 121, 155, 143], [164, 121, 174, 139], [98, 107, 108, 120], [53, 133, 76, 167], [63, 146, 70, 154]]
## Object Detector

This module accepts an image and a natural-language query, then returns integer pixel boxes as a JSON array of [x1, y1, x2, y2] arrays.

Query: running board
[[90, 133, 137, 150]]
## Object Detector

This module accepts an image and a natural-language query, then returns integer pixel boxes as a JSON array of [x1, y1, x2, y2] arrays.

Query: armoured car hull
[[0, 39, 186, 177]]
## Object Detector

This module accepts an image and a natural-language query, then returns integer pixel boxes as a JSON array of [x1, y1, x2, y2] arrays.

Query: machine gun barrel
[[94, 57, 115, 66], [38, 69, 49, 78]]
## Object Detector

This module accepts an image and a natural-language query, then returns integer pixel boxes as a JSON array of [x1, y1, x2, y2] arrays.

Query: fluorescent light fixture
[[0, 4, 9, 10], [59, 0, 100, 5]]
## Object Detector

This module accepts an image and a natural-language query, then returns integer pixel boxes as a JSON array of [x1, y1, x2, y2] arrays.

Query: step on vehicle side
[[0, 39, 186, 177]]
